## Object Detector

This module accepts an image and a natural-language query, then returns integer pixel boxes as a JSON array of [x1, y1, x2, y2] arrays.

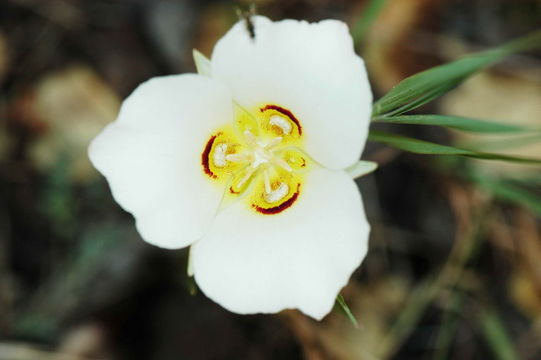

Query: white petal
[[211, 16, 373, 169], [89, 74, 233, 249], [191, 167, 369, 320]]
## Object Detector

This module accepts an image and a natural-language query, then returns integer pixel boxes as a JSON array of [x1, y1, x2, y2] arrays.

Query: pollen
[[260, 104, 302, 139]]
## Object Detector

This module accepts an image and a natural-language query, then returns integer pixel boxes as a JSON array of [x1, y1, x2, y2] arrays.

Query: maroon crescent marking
[[253, 185, 300, 215], [201, 135, 217, 179], [260, 105, 302, 135]]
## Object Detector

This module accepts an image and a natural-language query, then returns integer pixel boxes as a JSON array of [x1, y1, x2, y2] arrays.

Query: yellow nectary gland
[[201, 128, 243, 180], [260, 104, 302, 140], [250, 170, 301, 214], [201, 104, 307, 214]]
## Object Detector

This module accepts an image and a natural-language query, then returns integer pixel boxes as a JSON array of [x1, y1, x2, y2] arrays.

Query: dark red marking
[[201, 135, 217, 179], [260, 105, 302, 135], [253, 185, 300, 215]]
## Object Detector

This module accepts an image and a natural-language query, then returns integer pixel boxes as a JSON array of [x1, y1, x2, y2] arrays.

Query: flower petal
[[211, 16, 373, 169], [89, 74, 233, 249], [191, 167, 369, 319]]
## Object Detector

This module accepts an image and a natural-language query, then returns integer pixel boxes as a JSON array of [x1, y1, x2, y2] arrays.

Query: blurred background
[[1, 0, 541, 359]]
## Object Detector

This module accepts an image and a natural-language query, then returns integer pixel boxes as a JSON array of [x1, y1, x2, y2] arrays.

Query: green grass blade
[[369, 130, 470, 155], [373, 52, 500, 116], [433, 293, 463, 360], [351, 0, 389, 44], [373, 115, 530, 133], [368, 130, 541, 164], [458, 132, 541, 151], [478, 307, 519, 360], [499, 28, 541, 53], [473, 177, 541, 217], [372, 29, 541, 117], [384, 83, 457, 117], [335, 294, 359, 328], [377, 276, 439, 357]]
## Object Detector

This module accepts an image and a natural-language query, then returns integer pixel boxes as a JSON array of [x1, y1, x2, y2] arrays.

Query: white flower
[[89, 16, 373, 320]]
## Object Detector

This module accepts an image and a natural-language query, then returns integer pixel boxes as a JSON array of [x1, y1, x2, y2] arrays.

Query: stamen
[[236, 167, 257, 189], [265, 136, 283, 149], [272, 157, 293, 172], [260, 104, 302, 135], [264, 182, 289, 203], [269, 115, 292, 135], [226, 153, 251, 163], [263, 170, 272, 194]]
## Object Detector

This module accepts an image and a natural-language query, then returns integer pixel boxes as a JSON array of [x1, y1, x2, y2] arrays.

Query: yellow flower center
[[201, 103, 310, 214]]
